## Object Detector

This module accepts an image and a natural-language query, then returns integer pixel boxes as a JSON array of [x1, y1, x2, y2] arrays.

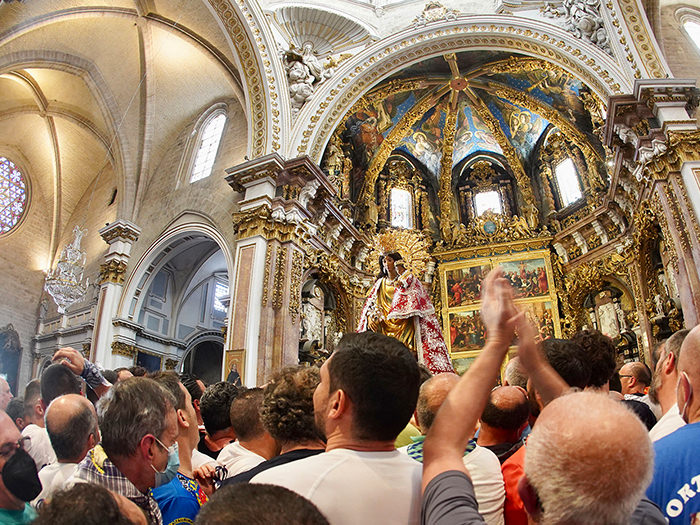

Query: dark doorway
[[183, 340, 224, 385]]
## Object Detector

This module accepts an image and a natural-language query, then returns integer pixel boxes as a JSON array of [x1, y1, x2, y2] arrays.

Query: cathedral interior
[[2, 0, 700, 390]]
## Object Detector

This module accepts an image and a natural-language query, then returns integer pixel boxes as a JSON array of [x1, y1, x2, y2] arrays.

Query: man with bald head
[[34, 394, 99, 506], [647, 324, 700, 524], [406, 373, 505, 525], [620, 361, 652, 396], [476, 386, 529, 463], [520, 391, 656, 524]]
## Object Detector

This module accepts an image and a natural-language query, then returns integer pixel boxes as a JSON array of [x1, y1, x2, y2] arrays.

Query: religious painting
[[452, 355, 477, 375], [516, 301, 557, 343], [448, 310, 486, 353], [225, 348, 245, 385], [439, 248, 560, 360], [498, 257, 550, 299], [444, 263, 492, 307], [452, 97, 503, 166]]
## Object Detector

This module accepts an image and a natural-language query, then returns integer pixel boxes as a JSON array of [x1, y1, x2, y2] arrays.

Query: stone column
[[92, 220, 141, 368]]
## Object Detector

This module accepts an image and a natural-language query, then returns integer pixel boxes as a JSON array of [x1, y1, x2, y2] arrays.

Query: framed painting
[[442, 262, 492, 308], [447, 310, 486, 353], [225, 348, 246, 385], [516, 300, 559, 343], [499, 257, 550, 299]]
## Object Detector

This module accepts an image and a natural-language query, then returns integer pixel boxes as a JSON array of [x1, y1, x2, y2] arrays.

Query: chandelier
[[44, 226, 90, 314]]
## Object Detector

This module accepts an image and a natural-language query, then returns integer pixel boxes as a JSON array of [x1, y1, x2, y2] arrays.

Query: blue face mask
[[151, 439, 179, 487]]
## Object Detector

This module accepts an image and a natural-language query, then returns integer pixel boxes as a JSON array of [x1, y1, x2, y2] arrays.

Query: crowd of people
[[0, 268, 699, 524]]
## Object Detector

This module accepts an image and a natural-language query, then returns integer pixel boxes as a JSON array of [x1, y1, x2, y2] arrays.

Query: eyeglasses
[[0, 436, 30, 458], [618, 375, 633, 379], [153, 436, 177, 456]]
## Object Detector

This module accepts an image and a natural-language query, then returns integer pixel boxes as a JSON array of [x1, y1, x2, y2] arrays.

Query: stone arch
[[117, 213, 235, 335], [289, 16, 633, 162]]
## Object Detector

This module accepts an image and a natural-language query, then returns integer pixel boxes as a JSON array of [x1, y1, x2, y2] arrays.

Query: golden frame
[[439, 249, 561, 360], [225, 348, 246, 384]]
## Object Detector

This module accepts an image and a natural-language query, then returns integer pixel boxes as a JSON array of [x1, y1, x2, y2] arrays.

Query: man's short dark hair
[[129, 365, 147, 377], [34, 482, 138, 525], [180, 373, 205, 402], [230, 388, 265, 441], [46, 400, 98, 462], [41, 364, 82, 405], [541, 338, 591, 389], [571, 330, 616, 387], [102, 370, 118, 384], [195, 483, 329, 525], [261, 366, 321, 444], [481, 389, 529, 431], [328, 332, 420, 442], [200, 381, 238, 436], [97, 377, 175, 459], [150, 371, 186, 411], [6, 398, 24, 426]]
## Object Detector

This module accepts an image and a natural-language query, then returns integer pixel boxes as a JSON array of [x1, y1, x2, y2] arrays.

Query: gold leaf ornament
[[366, 228, 432, 279]]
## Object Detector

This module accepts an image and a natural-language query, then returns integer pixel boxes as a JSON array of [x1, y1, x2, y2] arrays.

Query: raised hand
[[480, 267, 519, 346], [52, 347, 86, 375]]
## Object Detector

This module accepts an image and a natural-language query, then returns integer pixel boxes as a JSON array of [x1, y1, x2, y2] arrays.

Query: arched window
[[190, 112, 227, 183], [390, 187, 413, 228], [0, 157, 28, 234], [684, 20, 700, 52], [474, 190, 502, 216], [554, 158, 583, 207]]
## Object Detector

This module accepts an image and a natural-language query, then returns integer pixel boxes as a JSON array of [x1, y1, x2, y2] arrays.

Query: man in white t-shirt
[[20, 380, 56, 471], [253, 331, 423, 525], [648, 330, 688, 441], [34, 394, 99, 507], [217, 388, 278, 477]]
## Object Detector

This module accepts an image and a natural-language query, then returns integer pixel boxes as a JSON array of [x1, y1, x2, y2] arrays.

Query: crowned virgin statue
[[358, 249, 454, 374]]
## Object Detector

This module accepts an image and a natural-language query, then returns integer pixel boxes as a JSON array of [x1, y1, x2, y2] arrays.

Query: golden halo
[[366, 228, 432, 279]]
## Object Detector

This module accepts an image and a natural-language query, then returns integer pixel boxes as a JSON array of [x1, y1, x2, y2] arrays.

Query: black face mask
[[1, 448, 42, 501]]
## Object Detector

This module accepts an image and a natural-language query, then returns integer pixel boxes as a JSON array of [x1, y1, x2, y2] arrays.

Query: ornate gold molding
[[261, 244, 273, 307], [433, 235, 552, 261], [232, 205, 308, 243], [99, 260, 128, 285], [612, 0, 667, 79], [101, 226, 139, 243], [111, 341, 137, 358], [164, 358, 178, 371], [438, 102, 458, 240], [289, 250, 304, 322], [272, 247, 287, 310]]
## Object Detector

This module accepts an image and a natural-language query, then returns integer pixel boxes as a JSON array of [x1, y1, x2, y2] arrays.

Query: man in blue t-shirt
[[647, 325, 700, 524], [151, 373, 208, 525]]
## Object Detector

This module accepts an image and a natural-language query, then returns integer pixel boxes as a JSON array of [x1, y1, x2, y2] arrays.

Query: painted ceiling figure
[[357, 252, 454, 374]]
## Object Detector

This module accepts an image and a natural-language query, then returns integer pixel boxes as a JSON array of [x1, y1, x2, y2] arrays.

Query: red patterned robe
[[358, 272, 454, 374]]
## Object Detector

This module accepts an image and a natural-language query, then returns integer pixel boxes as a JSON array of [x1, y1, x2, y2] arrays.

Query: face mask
[[1, 448, 42, 501], [677, 372, 693, 423], [151, 441, 179, 487]]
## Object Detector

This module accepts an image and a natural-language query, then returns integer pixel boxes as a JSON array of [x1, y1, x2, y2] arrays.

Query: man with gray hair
[[71, 377, 177, 525], [521, 391, 655, 524], [649, 329, 689, 441], [502, 357, 528, 390], [34, 394, 99, 506]]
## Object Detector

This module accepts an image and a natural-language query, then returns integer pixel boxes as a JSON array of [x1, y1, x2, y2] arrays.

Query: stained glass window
[[474, 190, 502, 216], [190, 113, 226, 183], [555, 158, 583, 207], [0, 157, 27, 234], [390, 187, 412, 229]]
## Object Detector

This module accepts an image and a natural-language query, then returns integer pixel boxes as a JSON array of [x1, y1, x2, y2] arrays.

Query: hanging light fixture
[[44, 226, 90, 314]]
